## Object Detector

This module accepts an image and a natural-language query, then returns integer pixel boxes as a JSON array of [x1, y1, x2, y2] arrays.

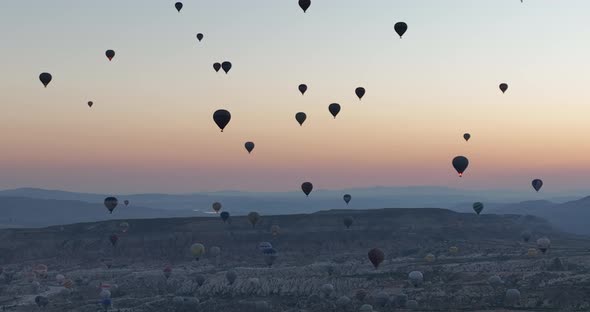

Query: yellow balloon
[[191, 243, 205, 260]]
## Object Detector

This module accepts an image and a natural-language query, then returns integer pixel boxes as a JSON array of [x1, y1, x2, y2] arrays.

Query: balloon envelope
[[248, 212, 260, 228], [452, 156, 469, 177], [213, 63, 221, 72], [355, 87, 365, 100], [39, 72, 52, 87], [328, 103, 341, 118], [295, 112, 307, 126], [191, 243, 205, 260], [105, 50, 115, 61], [87, 101, 93, 107], [298, 84, 307, 95], [394, 22, 408, 38], [104, 197, 118, 213], [463, 133, 470, 141], [213, 109, 231, 132], [196, 33, 204, 41], [368, 248, 384, 268], [175, 2, 183, 12], [221, 61, 232, 74], [245, 141, 255, 154], [532, 179, 543, 192], [299, 0, 311, 12], [212, 202, 222, 213], [472, 202, 484, 215], [343, 194, 351, 204], [343, 216, 353, 229], [301, 182, 313, 196], [220, 211, 230, 222]]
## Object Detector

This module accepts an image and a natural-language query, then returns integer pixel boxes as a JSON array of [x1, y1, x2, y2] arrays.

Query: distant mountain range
[[0, 187, 589, 234]]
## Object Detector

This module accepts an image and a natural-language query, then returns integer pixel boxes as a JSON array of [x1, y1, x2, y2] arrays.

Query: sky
[[1, 1, 590, 193]]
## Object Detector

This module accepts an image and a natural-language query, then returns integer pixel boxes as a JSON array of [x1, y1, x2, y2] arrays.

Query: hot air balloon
[[527, 247, 538, 257], [191, 243, 205, 260], [221, 61, 232, 74], [248, 212, 260, 228], [220, 211, 230, 222], [213, 109, 231, 132], [499, 83, 508, 93], [537, 237, 550, 254], [505, 289, 521, 307], [328, 103, 341, 118], [488, 275, 503, 287], [39, 72, 52, 87], [226, 270, 237, 285], [343, 194, 351, 205], [298, 84, 307, 95], [408, 271, 423, 287], [295, 112, 307, 126], [472, 202, 484, 215], [394, 22, 408, 38], [299, 0, 311, 12], [56, 274, 65, 284], [124, 200, 129, 206], [301, 182, 313, 196], [33, 264, 48, 279], [212, 202, 222, 213], [452, 156, 469, 177], [532, 179, 543, 192], [463, 133, 470, 141], [119, 222, 129, 233], [449, 246, 459, 255], [258, 242, 273, 252], [175, 2, 183, 12], [245, 142, 255, 154], [355, 87, 365, 100], [109, 234, 118, 247], [209, 246, 221, 257], [104, 197, 118, 214], [213, 62, 221, 72], [368, 248, 384, 269], [88, 101, 93, 108], [263, 248, 278, 267], [163, 265, 172, 279], [105, 50, 115, 61], [424, 253, 436, 263], [63, 279, 74, 289], [343, 216, 353, 229], [196, 33, 204, 42], [271, 224, 280, 236]]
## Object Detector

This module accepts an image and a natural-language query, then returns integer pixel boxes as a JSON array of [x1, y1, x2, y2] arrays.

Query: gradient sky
[[1, 1, 590, 193]]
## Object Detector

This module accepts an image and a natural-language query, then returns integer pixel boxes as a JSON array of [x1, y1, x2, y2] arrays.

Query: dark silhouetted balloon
[[88, 101, 93, 108], [212, 202, 222, 213], [295, 112, 307, 126], [463, 133, 470, 141], [343, 216, 353, 229], [104, 197, 118, 214], [368, 248, 384, 269], [109, 234, 118, 247], [452, 156, 469, 177], [220, 211, 230, 222], [196, 33, 204, 42], [298, 84, 308, 95], [245, 141, 255, 154], [532, 179, 543, 192], [299, 0, 311, 12], [537, 237, 550, 254], [226, 270, 237, 285], [213, 63, 221, 72], [213, 109, 231, 132], [124, 200, 129, 206], [329, 103, 341, 118], [343, 194, 351, 204], [499, 83, 508, 93], [394, 22, 408, 38], [472, 202, 484, 215], [301, 182, 313, 196], [105, 50, 115, 61], [355, 87, 365, 100], [175, 2, 183, 12], [248, 211, 260, 228], [221, 61, 232, 74], [39, 72, 52, 88]]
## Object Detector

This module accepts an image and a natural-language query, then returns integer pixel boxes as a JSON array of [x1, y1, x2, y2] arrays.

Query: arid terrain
[[1, 208, 590, 312]]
